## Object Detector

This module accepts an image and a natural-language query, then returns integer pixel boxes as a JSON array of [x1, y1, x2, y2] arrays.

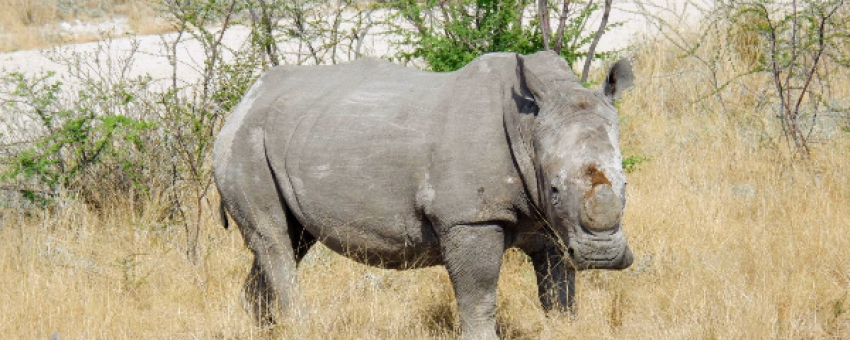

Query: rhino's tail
[[219, 201, 230, 230]]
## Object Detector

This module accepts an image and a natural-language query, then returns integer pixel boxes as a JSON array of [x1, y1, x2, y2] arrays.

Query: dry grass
[[2, 12, 850, 340], [0, 0, 166, 51]]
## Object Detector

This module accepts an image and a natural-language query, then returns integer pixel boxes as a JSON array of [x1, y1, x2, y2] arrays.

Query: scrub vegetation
[[1, 0, 849, 339]]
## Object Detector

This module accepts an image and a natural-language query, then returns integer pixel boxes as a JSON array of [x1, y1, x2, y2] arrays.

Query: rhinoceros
[[213, 50, 634, 339]]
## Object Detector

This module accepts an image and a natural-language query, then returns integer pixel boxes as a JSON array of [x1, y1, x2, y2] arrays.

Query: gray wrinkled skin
[[213, 51, 634, 339]]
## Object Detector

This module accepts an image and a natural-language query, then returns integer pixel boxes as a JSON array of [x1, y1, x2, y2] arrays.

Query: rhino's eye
[[550, 186, 560, 205]]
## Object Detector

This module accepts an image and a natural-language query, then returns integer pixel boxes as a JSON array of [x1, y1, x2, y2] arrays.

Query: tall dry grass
[[2, 11, 850, 340]]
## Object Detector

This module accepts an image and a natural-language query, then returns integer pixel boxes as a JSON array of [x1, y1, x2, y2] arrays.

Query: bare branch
[[539, 0, 551, 50], [581, 0, 612, 83], [252, 0, 281, 66], [792, 3, 841, 121], [355, 9, 375, 58], [553, 0, 572, 53]]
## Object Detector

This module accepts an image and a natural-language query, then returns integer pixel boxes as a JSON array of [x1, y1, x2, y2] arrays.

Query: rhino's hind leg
[[242, 256, 276, 325], [530, 247, 575, 314], [218, 163, 305, 326], [227, 192, 306, 326]]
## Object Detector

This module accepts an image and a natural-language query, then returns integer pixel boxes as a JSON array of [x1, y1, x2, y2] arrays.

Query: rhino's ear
[[603, 59, 635, 102], [517, 53, 551, 104]]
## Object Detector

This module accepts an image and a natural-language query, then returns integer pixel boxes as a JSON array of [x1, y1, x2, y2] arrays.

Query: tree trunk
[[581, 0, 612, 83]]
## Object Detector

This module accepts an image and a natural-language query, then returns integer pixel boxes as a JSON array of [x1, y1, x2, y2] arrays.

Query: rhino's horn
[[580, 184, 622, 231]]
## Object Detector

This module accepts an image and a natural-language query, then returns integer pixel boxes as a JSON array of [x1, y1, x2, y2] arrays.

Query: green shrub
[[622, 155, 649, 173], [388, 0, 603, 71], [1, 71, 153, 206]]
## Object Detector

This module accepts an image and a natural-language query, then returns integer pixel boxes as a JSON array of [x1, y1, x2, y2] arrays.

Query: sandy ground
[[0, 1, 696, 83]]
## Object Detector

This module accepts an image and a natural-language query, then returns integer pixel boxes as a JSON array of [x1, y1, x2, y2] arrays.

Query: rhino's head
[[515, 52, 634, 270]]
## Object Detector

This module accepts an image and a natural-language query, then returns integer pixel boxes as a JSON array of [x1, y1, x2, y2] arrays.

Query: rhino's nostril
[[567, 247, 575, 257]]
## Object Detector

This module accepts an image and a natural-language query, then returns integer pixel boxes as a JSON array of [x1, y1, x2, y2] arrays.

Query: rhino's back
[[263, 56, 523, 267]]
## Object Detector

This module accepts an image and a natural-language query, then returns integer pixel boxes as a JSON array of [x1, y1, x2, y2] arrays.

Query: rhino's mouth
[[566, 226, 633, 270]]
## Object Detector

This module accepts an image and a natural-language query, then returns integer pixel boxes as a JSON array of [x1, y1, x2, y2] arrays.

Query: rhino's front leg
[[441, 224, 506, 340], [530, 246, 575, 314]]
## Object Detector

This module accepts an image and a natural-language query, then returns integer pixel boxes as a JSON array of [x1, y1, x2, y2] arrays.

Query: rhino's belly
[[291, 175, 443, 269], [278, 108, 443, 269], [306, 217, 443, 269]]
